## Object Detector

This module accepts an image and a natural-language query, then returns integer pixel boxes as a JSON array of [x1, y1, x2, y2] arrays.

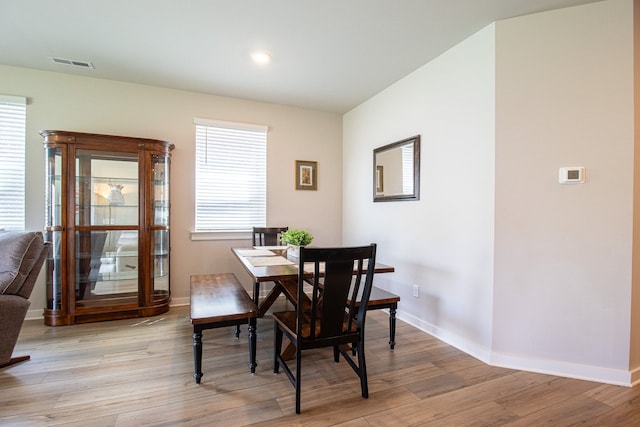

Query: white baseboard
[[25, 309, 44, 321], [395, 311, 633, 387], [170, 297, 189, 307]]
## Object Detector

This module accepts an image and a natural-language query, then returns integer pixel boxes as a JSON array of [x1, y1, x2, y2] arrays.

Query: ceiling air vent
[[51, 57, 94, 69]]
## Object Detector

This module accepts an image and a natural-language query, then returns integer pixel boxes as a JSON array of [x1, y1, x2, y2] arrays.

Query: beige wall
[[632, 0, 640, 381], [0, 65, 343, 310], [344, 0, 637, 385]]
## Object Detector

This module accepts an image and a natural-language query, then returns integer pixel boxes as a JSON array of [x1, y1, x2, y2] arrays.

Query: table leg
[[257, 283, 283, 317], [254, 281, 261, 305], [248, 317, 257, 373], [193, 327, 203, 384], [389, 303, 397, 350]]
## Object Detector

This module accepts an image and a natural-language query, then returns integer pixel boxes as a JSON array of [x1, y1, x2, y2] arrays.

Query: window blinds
[[0, 95, 26, 230], [402, 144, 414, 195], [194, 118, 267, 231]]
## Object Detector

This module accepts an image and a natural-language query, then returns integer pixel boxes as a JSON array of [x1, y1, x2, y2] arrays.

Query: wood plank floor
[[2, 302, 640, 426]]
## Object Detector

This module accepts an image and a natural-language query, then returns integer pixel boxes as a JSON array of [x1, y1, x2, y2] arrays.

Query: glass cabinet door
[[74, 150, 140, 305], [152, 155, 169, 226], [45, 147, 63, 310], [151, 155, 170, 297]]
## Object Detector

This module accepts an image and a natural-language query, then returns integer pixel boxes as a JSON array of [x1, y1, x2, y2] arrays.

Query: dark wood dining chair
[[251, 227, 288, 246], [273, 243, 377, 414]]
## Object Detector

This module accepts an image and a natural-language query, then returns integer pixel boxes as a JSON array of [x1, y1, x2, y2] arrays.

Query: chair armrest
[[0, 295, 30, 363]]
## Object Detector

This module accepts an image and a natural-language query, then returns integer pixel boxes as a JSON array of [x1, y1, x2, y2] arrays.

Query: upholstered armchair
[[0, 231, 50, 368]]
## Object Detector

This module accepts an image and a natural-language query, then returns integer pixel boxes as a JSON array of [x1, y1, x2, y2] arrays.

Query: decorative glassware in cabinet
[[75, 152, 139, 227]]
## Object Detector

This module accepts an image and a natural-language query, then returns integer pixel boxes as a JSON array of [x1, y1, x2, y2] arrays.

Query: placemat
[[236, 249, 276, 257], [248, 256, 295, 267]]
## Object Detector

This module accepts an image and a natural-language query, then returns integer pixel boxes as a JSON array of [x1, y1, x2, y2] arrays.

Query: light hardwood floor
[[2, 302, 640, 426]]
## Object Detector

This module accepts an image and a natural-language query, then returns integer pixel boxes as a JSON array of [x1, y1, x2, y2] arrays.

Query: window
[[194, 118, 267, 232], [0, 95, 26, 230]]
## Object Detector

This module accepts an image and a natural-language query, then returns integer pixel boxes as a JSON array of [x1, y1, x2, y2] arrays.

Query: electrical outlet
[[412, 284, 419, 298]]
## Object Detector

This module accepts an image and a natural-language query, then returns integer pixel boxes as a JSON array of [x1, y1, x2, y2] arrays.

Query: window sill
[[190, 230, 251, 241]]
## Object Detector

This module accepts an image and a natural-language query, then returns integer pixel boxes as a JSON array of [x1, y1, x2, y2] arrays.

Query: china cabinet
[[41, 130, 174, 325]]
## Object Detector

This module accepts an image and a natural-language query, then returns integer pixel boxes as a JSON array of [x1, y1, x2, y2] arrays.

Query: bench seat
[[190, 273, 258, 384]]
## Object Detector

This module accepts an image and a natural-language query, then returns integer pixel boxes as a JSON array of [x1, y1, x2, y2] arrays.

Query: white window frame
[[192, 118, 268, 240], [0, 95, 26, 231]]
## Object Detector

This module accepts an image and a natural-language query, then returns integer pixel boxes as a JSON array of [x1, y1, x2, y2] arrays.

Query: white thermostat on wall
[[559, 167, 585, 184]]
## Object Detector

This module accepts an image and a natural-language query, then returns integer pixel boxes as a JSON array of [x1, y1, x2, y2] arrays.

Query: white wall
[[0, 65, 343, 312], [344, 0, 637, 385], [493, 0, 634, 384], [343, 25, 497, 358]]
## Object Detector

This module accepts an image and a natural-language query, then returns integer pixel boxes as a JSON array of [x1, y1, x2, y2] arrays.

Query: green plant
[[280, 228, 313, 246]]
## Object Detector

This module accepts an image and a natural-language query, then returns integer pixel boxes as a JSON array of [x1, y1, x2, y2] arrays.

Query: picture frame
[[295, 160, 317, 190], [376, 165, 384, 193]]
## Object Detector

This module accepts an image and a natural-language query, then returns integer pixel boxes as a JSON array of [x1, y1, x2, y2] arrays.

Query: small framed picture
[[376, 165, 384, 193], [295, 160, 317, 190]]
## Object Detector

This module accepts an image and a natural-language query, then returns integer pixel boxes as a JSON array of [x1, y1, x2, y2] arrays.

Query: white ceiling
[[0, 0, 601, 113]]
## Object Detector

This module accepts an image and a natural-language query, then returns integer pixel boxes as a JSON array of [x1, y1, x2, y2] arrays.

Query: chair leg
[[274, 323, 282, 373], [357, 340, 369, 398], [334, 345, 339, 362], [0, 355, 30, 369], [295, 347, 302, 414]]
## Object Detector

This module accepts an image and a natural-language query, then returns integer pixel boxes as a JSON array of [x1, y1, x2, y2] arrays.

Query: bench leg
[[193, 327, 203, 384], [389, 303, 397, 350], [248, 317, 257, 373]]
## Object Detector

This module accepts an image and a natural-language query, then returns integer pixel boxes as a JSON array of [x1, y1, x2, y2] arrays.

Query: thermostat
[[559, 167, 585, 184]]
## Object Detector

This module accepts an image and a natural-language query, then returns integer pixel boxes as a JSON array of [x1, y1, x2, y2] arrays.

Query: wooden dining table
[[231, 246, 395, 317]]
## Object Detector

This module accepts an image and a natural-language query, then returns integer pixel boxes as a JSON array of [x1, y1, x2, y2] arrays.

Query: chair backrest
[[0, 231, 51, 299], [296, 244, 376, 341], [16, 241, 50, 300], [252, 227, 288, 246]]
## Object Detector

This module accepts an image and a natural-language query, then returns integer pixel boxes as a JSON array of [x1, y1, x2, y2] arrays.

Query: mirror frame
[[373, 135, 420, 202]]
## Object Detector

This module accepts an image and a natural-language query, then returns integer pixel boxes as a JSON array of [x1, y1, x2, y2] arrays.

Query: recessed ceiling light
[[251, 51, 272, 65]]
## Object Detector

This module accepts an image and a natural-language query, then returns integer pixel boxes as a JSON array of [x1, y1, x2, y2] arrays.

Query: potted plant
[[280, 228, 313, 257]]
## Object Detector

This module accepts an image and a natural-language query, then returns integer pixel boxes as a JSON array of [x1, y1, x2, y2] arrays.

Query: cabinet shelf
[[42, 130, 174, 326]]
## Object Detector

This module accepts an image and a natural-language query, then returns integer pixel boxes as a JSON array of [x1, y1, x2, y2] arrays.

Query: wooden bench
[[364, 287, 400, 349], [190, 273, 258, 384], [350, 286, 401, 350]]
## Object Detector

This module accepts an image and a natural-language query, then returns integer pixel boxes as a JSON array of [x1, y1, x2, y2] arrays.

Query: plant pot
[[287, 245, 301, 258]]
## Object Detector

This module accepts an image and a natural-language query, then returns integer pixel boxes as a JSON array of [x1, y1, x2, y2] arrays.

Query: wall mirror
[[373, 135, 420, 202]]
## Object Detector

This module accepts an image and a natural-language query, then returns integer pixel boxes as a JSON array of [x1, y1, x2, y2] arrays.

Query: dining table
[[231, 246, 395, 317], [231, 246, 397, 361]]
